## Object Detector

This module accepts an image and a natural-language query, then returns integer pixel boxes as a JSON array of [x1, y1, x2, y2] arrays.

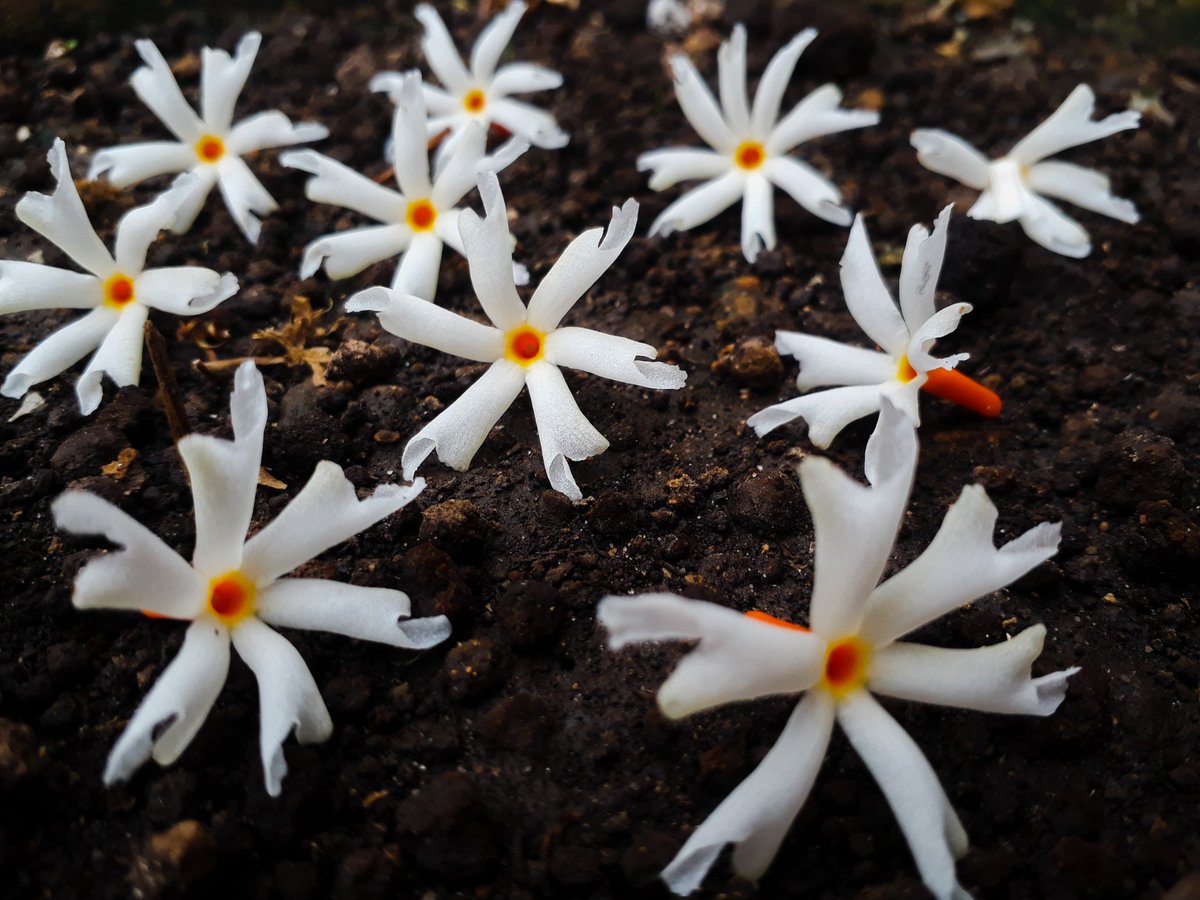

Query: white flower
[[89, 32, 328, 243], [1, 139, 238, 415], [748, 205, 1001, 448], [599, 402, 1076, 898], [647, 0, 693, 38], [346, 171, 686, 501], [638, 24, 879, 263], [282, 72, 528, 300], [371, 1, 567, 158], [52, 362, 452, 796], [911, 84, 1140, 258]]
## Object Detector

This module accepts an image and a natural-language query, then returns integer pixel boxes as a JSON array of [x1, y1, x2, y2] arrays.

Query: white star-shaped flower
[[911, 84, 1140, 258], [89, 32, 329, 243], [0, 139, 237, 415], [600, 402, 1076, 898], [638, 24, 879, 263], [748, 205, 1001, 448], [53, 362, 451, 796], [282, 72, 529, 301], [346, 171, 687, 501], [371, 1, 568, 159]]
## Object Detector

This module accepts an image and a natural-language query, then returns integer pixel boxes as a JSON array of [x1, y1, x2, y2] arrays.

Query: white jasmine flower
[[638, 24, 879, 263], [282, 72, 528, 300], [89, 32, 328, 243], [599, 402, 1075, 898], [371, 1, 567, 157], [748, 205, 1001, 448], [647, 0, 693, 38], [346, 171, 686, 501], [911, 84, 1140, 258], [1, 139, 237, 415], [53, 362, 451, 796]]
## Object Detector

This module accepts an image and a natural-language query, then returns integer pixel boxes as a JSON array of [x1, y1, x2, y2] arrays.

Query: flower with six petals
[[89, 32, 328, 243], [638, 24, 879, 262], [53, 362, 451, 795], [911, 84, 1140, 258], [599, 402, 1076, 898]]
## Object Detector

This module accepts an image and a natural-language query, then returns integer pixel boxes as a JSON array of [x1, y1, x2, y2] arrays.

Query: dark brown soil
[[2, 2, 1199, 898]]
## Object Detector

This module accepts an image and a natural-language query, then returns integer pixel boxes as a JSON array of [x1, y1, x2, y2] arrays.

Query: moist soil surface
[[2, 2, 1199, 898]]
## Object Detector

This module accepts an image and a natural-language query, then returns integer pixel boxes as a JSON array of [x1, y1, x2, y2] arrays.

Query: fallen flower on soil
[[53, 361, 451, 795], [372, 1, 568, 158], [89, 32, 328, 243], [346, 171, 686, 501], [639, 23, 878, 262], [283, 72, 528, 300], [911, 84, 1140, 257], [0, 139, 237, 415], [748, 204, 1000, 448], [599, 401, 1075, 898]]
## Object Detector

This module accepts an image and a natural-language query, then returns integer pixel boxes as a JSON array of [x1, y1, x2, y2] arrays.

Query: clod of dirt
[[587, 491, 637, 536], [479, 692, 556, 754], [720, 335, 785, 390], [325, 339, 404, 386], [729, 470, 805, 536], [49, 424, 127, 479], [1095, 427, 1187, 510], [0, 719, 42, 787], [496, 580, 567, 648], [395, 771, 501, 877], [418, 499, 493, 561], [128, 820, 217, 899], [443, 638, 507, 703]]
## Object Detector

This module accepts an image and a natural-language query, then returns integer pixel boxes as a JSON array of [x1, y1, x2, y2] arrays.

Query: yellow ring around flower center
[[104, 273, 136, 308], [897, 354, 918, 383], [206, 570, 257, 627], [195, 134, 225, 163], [505, 324, 545, 366], [734, 140, 766, 170], [463, 89, 486, 113], [821, 636, 871, 699], [406, 199, 438, 232]]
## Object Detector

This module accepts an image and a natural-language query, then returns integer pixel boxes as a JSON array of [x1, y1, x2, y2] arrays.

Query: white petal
[[241, 464, 425, 585], [137, 267, 237, 315], [471, 0, 525, 82], [129, 38, 204, 143], [527, 199, 638, 330], [767, 83, 879, 154], [490, 62, 562, 98], [457, 171, 528, 330], [391, 231, 444, 300], [300, 224, 411, 281], [717, 24, 750, 134], [545, 327, 686, 390], [488, 97, 569, 149], [906, 303, 971, 374], [433, 207, 467, 256], [401, 360, 527, 478], [257, 578, 452, 649], [76, 304, 149, 415], [763, 155, 852, 226], [669, 54, 736, 153], [431, 120, 488, 206], [969, 159, 1025, 224], [421, 82, 459, 115], [648, 170, 744, 238], [164, 167, 219, 235], [898, 204, 952, 331], [280, 148, 407, 223], [346, 285, 504, 360], [637, 147, 730, 192], [16, 139, 115, 277], [227, 110, 327, 155], [1, 308, 115, 402], [388, 74, 434, 199], [368, 70, 406, 101], [837, 691, 970, 900], [909, 130, 991, 191], [0, 262, 101, 315], [871, 627, 1079, 716], [750, 29, 817, 137], [1017, 192, 1092, 258], [775, 330, 895, 391], [88, 141, 194, 188], [861, 483, 1061, 647], [231, 618, 332, 797], [200, 32, 260, 133], [1025, 160, 1139, 224], [415, 3, 472, 92], [524, 362, 608, 500], [741, 172, 775, 263], [746, 383, 885, 448], [1010, 84, 1140, 166], [215, 156, 277, 244], [839, 214, 909, 356], [104, 620, 230, 785], [176, 361, 267, 576], [597, 593, 823, 718], [801, 400, 916, 637], [51, 489, 203, 618], [113, 176, 198, 274], [661, 692, 834, 895]]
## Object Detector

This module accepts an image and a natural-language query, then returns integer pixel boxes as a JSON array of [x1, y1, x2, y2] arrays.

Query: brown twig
[[144, 320, 192, 443]]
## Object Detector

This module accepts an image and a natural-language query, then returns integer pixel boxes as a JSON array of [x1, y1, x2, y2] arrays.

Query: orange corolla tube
[[744, 610, 810, 632], [921, 367, 1003, 418]]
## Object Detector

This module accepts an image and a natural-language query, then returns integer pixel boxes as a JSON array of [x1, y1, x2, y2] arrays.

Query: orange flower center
[[463, 89, 487, 113], [406, 199, 438, 232], [734, 140, 766, 170], [104, 273, 136, 308], [195, 134, 225, 163], [821, 636, 870, 698], [504, 324, 545, 366], [206, 571, 256, 626], [897, 354, 918, 383]]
